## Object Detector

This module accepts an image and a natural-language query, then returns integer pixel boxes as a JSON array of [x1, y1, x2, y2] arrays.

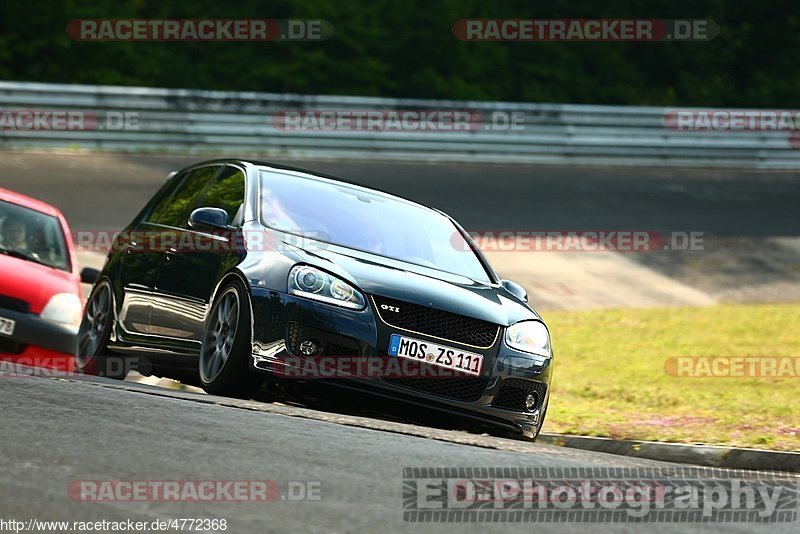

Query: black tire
[[199, 280, 263, 398], [75, 279, 127, 379]]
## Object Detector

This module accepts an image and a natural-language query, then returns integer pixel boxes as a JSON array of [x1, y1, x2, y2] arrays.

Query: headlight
[[505, 320, 551, 357], [288, 265, 366, 310], [40, 293, 83, 329]]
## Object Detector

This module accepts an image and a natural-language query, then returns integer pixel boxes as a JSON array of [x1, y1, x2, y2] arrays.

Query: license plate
[[388, 334, 483, 377], [0, 316, 15, 337]]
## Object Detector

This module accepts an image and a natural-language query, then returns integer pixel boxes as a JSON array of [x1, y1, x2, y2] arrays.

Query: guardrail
[[1, 80, 798, 168]]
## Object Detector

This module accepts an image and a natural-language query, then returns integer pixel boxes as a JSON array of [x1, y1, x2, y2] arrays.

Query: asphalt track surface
[[1, 153, 800, 532], [1, 370, 798, 534]]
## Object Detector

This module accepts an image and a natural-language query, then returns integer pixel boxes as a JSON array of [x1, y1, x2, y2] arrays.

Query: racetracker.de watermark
[[453, 19, 719, 41], [0, 357, 137, 378], [0, 110, 138, 131], [271, 110, 525, 132], [71, 230, 706, 254], [263, 355, 489, 380], [0, 357, 75, 375], [72, 229, 324, 254], [665, 357, 800, 378], [664, 109, 800, 131], [403, 467, 799, 522], [68, 480, 321, 502], [67, 19, 333, 41], [455, 231, 705, 252]]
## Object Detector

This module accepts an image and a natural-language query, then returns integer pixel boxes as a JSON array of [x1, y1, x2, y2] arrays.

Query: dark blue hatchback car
[[76, 159, 553, 440]]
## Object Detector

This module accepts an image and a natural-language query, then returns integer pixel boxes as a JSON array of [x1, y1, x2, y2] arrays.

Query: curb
[[537, 433, 800, 473]]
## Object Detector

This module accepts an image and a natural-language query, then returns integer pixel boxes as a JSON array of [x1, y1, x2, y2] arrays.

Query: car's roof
[[0, 188, 63, 218]]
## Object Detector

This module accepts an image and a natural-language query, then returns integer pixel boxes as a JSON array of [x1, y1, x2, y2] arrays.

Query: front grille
[[0, 295, 29, 313], [492, 378, 548, 411], [372, 295, 500, 348], [384, 374, 489, 402]]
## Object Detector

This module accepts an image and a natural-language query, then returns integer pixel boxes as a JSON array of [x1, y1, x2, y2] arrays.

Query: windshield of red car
[[0, 200, 70, 272]]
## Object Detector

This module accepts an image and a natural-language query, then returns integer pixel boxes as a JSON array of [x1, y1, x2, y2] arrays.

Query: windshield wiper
[[0, 245, 53, 269]]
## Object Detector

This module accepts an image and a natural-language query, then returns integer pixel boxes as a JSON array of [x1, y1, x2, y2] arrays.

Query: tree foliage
[[1, 0, 798, 106]]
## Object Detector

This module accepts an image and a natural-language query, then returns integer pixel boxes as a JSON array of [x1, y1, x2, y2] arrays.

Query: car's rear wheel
[[199, 280, 262, 398], [75, 280, 126, 379]]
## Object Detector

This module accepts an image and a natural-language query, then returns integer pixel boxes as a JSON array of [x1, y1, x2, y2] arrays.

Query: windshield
[[0, 200, 70, 272], [259, 170, 490, 282]]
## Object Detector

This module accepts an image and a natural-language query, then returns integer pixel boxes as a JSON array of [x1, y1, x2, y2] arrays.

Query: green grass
[[540, 302, 800, 451]]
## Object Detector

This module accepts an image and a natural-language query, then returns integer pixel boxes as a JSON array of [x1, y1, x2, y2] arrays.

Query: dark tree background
[[1, 0, 798, 106]]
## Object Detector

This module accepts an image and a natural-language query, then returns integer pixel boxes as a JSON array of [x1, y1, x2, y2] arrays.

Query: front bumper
[[0, 307, 78, 360], [248, 288, 553, 439]]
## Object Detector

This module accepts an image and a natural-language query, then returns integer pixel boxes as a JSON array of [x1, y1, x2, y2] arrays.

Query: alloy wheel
[[201, 288, 240, 383]]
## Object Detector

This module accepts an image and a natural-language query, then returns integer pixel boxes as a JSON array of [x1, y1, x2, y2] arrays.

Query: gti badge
[[380, 304, 400, 313]]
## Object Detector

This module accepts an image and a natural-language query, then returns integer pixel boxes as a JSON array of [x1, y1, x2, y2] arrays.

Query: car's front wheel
[[199, 280, 263, 398], [75, 279, 126, 379]]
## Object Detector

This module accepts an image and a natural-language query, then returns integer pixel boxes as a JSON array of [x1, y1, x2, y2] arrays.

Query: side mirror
[[188, 207, 230, 231], [80, 267, 101, 284], [501, 279, 528, 302]]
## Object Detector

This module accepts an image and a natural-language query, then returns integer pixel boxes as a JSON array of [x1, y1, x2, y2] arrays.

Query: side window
[[148, 166, 219, 228], [195, 166, 246, 226], [147, 171, 186, 225]]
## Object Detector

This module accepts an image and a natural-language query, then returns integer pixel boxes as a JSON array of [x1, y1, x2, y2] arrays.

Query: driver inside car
[[0, 218, 31, 253]]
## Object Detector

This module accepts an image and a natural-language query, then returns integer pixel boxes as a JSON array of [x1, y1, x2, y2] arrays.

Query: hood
[[0, 254, 80, 314], [285, 242, 537, 327]]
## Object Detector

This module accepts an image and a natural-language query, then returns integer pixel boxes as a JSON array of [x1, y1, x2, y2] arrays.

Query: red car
[[0, 188, 96, 371]]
